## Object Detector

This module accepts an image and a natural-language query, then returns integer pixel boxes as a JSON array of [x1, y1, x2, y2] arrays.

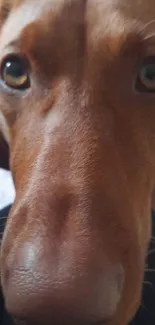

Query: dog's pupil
[[5, 60, 24, 78]]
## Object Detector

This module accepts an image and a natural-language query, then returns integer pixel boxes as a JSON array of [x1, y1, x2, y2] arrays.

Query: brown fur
[[0, 0, 155, 324]]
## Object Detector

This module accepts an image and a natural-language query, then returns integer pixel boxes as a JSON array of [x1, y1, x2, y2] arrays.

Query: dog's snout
[[1, 204, 124, 325], [4, 258, 123, 325]]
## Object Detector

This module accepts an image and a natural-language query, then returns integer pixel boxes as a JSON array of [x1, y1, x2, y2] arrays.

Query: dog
[[1, 0, 155, 324]]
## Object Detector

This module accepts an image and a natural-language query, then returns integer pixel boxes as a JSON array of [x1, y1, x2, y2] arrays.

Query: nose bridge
[[1, 108, 129, 325], [9, 109, 123, 251], [12, 125, 128, 279], [1, 164, 124, 324], [20, 102, 126, 240]]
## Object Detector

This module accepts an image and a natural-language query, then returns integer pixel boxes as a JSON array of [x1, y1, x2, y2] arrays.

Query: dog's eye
[[136, 57, 155, 93], [1, 55, 30, 90]]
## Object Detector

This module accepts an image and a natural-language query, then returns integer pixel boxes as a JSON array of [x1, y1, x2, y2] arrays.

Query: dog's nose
[[1, 235, 124, 325]]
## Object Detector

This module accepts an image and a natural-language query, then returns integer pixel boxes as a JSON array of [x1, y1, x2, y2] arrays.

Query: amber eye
[[136, 57, 155, 93], [1, 55, 30, 90]]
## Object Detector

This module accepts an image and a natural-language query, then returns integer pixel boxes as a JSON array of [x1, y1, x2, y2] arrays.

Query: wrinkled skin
[[0, 0, 155, 324]]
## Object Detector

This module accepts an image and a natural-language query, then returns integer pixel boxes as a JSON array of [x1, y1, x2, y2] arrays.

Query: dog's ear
[[0, 131, 9, 170]]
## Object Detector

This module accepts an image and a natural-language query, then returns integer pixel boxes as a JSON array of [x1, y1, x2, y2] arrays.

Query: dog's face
[[1, 0, 155, 324]]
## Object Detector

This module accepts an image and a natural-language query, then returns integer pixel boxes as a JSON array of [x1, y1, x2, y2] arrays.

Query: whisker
[[145, 268, 155, 273], [136, 19, 155, 42], [138, 19, 155, 33], [0, 224, 6, 228], [143, 32, 155, 41], [148, 247, 155, 255], [143, 280, 153, 287], [150, 236, 155, 243], [0, 216, 8, 220]]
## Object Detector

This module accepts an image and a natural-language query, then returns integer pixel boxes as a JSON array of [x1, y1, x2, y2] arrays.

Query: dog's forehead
[[0, 0, 52, 48], [0, 0, 155, 60]]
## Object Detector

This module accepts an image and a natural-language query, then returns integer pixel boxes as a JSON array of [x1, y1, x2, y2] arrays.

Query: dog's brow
[[4, 39, 20, 50], [0, 1, 50, 50]]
